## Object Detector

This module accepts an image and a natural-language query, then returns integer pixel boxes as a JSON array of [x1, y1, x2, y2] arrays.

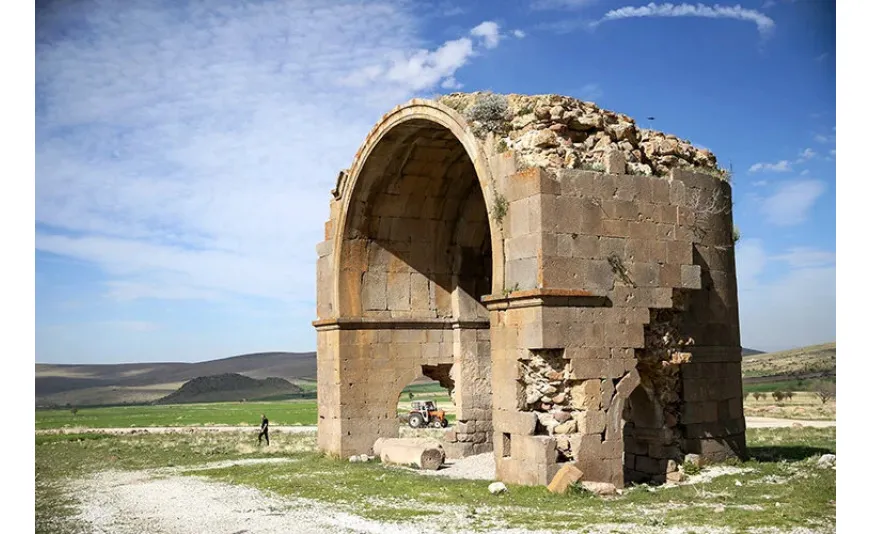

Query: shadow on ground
[[748, 445, 834, 462]]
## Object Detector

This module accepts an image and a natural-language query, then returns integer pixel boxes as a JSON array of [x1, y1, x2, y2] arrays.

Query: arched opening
[[623, 384, 669, 485], [338, 118, 492, 321], [326, 116, 495, 457], [397, 365, 455, 431]]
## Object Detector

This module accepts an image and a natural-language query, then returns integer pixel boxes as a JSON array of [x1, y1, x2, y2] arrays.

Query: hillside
[[36, 351, 316, 407], [156, 373, 303, 404], [742, 342, 836, 385]]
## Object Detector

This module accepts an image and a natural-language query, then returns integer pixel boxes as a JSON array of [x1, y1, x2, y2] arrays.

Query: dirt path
[[69, 459, 732, 534], [73, 461, 439, 534]]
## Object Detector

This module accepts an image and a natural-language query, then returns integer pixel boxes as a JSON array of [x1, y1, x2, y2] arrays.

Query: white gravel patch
[[683, 465, 757, 485], [416, 452, 496, 481], [74, 470, 429, 534]]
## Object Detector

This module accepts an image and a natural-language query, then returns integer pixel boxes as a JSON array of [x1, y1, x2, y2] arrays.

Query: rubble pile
[[437, 92, 728, 179]]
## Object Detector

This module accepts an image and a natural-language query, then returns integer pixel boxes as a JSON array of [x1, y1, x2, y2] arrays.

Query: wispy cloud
[[342, 21, 504, 90], [593, 2, 776, 37], [531, 0, 598, 9], [470, 21, 502, 49], [749, 160, 791, 173], [761, 180, 826, 226], [752, 180, 768, 187], [36, 0, 503, 307], [512, 29, 527, 38], [796, 147, 816, 162], [737, 238, 834, 351]]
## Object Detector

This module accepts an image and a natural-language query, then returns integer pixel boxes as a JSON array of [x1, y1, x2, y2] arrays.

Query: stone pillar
[[442, 324, 493, 458]]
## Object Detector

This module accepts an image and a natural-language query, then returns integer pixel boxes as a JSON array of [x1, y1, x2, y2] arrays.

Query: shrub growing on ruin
[[464, 92, 509, 137]]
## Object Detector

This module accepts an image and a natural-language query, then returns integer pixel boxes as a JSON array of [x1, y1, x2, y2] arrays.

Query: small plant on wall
[[492, 190, 508, 227]]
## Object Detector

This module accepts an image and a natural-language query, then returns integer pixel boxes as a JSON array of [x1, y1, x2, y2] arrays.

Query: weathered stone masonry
[[314, 92, 746, 488]]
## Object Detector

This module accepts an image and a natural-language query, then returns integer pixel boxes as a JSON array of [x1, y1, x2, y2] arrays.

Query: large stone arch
[[332, 99, 505, 317], [314, 100, 502, 458], [315, 92, 747, 486]]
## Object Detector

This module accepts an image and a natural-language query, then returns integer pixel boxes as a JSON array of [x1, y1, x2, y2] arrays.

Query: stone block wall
[[488, 165, 744, 488]]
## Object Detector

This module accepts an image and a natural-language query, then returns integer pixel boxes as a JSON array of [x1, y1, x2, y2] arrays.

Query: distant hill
[[156, 373, 303, 404], [742, 347, 765, 357], [35, 351, 316, 407], [742, 342, 836, 385]]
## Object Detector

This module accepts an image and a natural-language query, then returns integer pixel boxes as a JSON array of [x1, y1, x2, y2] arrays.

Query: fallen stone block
[[379, 442, 445, 471], [547, 464, 583, 494], [373, 437, 442, 457], [581, 481, 617, 496]]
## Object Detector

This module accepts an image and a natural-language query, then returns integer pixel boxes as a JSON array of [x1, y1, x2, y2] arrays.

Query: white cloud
[[761, 180, 826, 226], [772, 248, 836, 269], [470, 21, 502, 49], [513, 29, 527, 38], [343, 21, 503, 91], [736, 239, 835, 352], [749, 160, 791, 173], [531, 0, 598, 9], [800, 169, 810, 176], [815, 133, 834, 143], [751, 180, 768, 187], [796, 147, 816, 162], [594, 2, 776, 37], [36, 1, 502, 307]]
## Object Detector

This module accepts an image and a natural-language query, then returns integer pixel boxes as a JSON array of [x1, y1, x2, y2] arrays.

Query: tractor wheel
[[409, 413, 424, 428], [432, 418, 446, 428]]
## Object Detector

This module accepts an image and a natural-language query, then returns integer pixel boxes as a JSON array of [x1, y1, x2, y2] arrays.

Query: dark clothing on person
[[258, 417, 269, 445]]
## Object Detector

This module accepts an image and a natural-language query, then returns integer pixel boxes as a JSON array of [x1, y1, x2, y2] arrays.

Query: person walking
[[258, 413, 270, 446]]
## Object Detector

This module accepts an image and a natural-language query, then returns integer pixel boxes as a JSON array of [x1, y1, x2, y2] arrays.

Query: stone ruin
[[314, 92, 746, 488]]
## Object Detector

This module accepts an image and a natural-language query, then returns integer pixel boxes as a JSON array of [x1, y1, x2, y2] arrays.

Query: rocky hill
[[156, 373, 303, 404], [742, 342, 836, 384], [35, 351, 316, 407]]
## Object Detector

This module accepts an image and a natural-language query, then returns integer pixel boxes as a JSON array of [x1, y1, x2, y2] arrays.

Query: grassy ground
[[35, 399, 319, 429], [742, 392, 836, 420], [37, 384, 457, 430], [36, 426, 835, 534]]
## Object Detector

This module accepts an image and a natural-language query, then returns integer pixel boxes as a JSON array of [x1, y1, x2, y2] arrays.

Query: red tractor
[[407, 400, 448, 428]]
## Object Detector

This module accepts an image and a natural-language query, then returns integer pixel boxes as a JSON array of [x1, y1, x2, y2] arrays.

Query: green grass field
[[36, 382, 454, 430], [35, 426, 836, 534], [35, 400, 319, 429]]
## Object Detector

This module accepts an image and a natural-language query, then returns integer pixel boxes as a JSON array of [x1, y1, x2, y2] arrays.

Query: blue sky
[[35, 0, 836, 364]]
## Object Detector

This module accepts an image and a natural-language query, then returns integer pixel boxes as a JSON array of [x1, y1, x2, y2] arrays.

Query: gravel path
[[70, 462, 737, 534], [74, 468, 430, 534]]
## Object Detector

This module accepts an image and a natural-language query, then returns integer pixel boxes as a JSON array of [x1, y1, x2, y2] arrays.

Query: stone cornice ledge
[[313, 317, 490, 331], [482, 288, 608, 310]]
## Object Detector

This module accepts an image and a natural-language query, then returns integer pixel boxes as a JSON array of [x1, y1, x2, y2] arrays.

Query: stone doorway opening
[[397, 365, 456, 429]]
